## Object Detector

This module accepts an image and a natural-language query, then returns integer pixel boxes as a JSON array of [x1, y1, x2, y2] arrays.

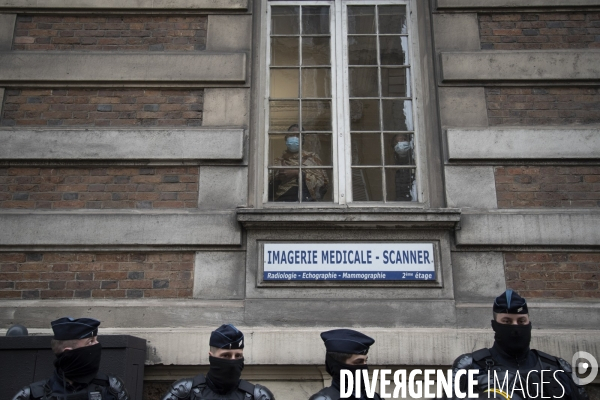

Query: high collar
[[491, 342, 536, 369]]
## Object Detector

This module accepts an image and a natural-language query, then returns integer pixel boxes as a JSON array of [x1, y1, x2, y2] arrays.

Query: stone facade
[[0, 0, 599, 399]]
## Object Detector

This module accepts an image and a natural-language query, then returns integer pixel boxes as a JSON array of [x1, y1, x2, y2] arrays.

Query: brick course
[[486, 87, 600, 126], [505, 252, 599, 299], [1, 89, 203, 127], [495, 166, 600, 208], [479, 12, 600, 50], [13, 15, 207, 51], [0, 252, 194, 299], [0, 167, 199, 209]]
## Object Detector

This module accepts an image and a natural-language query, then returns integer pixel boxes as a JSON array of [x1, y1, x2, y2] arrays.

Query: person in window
[[270, 124, 329, 202], [391, 133, 416, 201]]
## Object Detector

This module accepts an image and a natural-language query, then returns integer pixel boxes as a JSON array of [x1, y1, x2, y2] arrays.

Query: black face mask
[[326, 353, 369, 398], [206, 355, 244, 394], [54, 342, 102, 384], [492, 320, 532, 359]]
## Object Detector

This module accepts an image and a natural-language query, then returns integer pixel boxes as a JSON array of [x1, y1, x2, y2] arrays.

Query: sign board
[[263, 243, 435, 281]]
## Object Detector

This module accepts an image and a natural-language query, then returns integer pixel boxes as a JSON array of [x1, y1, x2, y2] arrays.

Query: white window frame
[[260, 0, 428, 207]]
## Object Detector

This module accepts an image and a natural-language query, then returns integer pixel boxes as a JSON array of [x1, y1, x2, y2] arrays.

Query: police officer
[[12, 317, 129, 400], [309, 329, 381, 400], [161, 324, 275, 400], [447, 289, 589, 400]]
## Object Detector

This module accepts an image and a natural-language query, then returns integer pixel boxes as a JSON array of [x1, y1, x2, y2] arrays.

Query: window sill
[[236, 207, 461, 230]]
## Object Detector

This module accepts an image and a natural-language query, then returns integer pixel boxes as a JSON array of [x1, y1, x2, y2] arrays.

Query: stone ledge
[[0, 0, 248, 10], [237, 208, 461, 229], [456, 210, 600, 246], [447, 128, 600, 160], [0, 129, 244, 161], [0, 210, 241, 247], [437, 0, 600, 9], [441, 51, 600, 82], [0, 323, 596, 366], [0, 52, 246, 86]]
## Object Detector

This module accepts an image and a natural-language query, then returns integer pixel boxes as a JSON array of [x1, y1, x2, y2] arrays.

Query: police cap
[[320, 329, 374, 355], [51, 317, 100, 340], [493, 289, 528, 314], [210, 324, 244, 349]]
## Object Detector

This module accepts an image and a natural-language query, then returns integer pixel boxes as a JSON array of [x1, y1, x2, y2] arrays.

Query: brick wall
[[495, 166, 600, 208], [0, 252, 194, 299], [486, 87, 600, 126], [505, 252, 599, 299], [1, 89, 203, 127], [0, 167, 199, 209], [479, 12, 600, 50], [13, 15, 207, 51]]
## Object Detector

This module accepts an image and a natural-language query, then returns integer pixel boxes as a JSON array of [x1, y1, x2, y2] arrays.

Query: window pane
[[378, 5, 407, 34], [382, 100, 413, 131], [268, 134, 287, 166], [380, 36, 409, 66], [303, 133, 332, 166], [385, 168, 416, 202], [381, 68, 410, 98], [350, 99, 380, 131], [270, 100, 299, 131], [351, 133, 381, 166], [302, 6, 330, 35], [271, 37, 299, 66], [271, 6, 299, 35], [352, 168, 383, 201], [302, 68, 331, 98], [269, 168, 300, 202], [302, 100, 331, 131], [347, 6, 376, 34], [270, 69, 299, 99], [384, 133, 414, 166], [348, 36, 377, 65], [302, 37, 330, 66], [349, 68, 378, 98]]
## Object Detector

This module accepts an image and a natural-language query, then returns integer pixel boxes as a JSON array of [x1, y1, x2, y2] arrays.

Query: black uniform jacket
[[161, 374, 275, 400]]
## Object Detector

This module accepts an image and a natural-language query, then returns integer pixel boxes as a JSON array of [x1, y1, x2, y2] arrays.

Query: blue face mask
[[286, 137, 300, 153], [394, 141, 411, 155]]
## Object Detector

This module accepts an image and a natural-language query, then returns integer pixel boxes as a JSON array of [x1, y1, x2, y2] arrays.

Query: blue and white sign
[[263, 243, 436, 281]]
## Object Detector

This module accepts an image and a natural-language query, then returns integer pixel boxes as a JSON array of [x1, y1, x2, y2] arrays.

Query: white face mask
[[394, 141, 410, 154]]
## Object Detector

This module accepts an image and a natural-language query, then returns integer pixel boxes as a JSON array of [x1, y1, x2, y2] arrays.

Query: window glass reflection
[[380, 36, 409, 66], [351, 133, 381, 166], [381, 68, 410, 98], [271, 37, 299, 66], [270, 69, 299, 99], [349, 68, 379, 98], [348, 6, 375, 34], [269, 100, 299, 132], [348, 36, 377, 65], [349, 99, 379, 131], [302, 100, 332, 131], [385, 167, 416, 202], [352, 168, 383, 201], [378, 5, 407, 34], [303, 6, 330, 35], [302, 69, 331, 98], [382, 100, 413, 131], [302, 37, 331, 66], [271, 6, 299, 35]]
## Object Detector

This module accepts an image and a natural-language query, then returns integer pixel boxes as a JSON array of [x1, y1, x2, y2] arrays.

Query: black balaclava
[[206, 355, 245, 394], [54, 342, 102, 385], [326, 354, 369, 398], [492, 320, 532, 359]]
